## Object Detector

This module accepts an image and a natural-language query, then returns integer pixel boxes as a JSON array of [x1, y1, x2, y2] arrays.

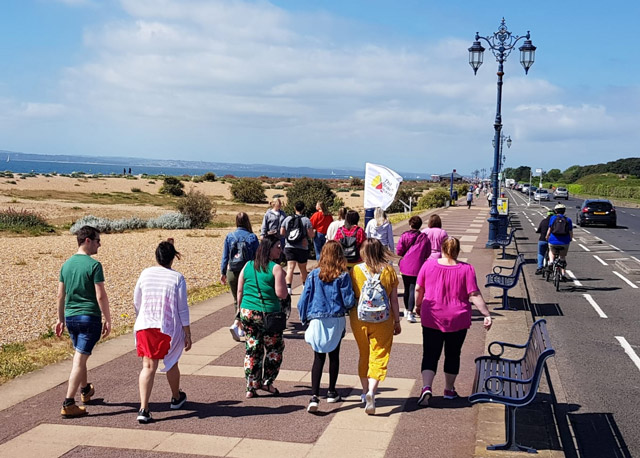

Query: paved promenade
[[0, 204, 564, 457]]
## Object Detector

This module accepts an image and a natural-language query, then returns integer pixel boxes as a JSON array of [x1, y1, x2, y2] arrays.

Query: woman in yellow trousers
[[350, 238, 401, 415]]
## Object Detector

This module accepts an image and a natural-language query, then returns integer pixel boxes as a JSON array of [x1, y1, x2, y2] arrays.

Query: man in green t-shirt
[[56, 225, 112, 418]]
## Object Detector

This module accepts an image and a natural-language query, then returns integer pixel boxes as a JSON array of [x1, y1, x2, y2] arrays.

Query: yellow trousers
[[349, 309, 394, 381]]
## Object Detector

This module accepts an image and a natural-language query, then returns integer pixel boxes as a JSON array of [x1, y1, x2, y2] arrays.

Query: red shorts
[[136, 328, 171, 359]]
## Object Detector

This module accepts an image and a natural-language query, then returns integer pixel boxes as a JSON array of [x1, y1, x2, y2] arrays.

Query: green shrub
[[176, 189, 216, 228], [336, 188, 349, 192], [417, 189, 450, 209], [456, 183, 470, 195], [387, 187, 418, 213], [202, 172, 216, 182], [159, 176, 185, 196], [0, 208, 54, 234], [330, 197, 345, 214], [191, 176, 204, 183], [350, 177, 363, 188], [350, 193, 360, 197], [131, 187, 142, 192], [230, 178, 266, 203], [285, 178, 337, 217]]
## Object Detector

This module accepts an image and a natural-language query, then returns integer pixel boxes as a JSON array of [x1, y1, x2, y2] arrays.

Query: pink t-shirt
[[416, 259, 480, 332], [422, 227, 448, 259]]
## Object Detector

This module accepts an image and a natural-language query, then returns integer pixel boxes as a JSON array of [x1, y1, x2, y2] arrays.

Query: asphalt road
[[505, 188, 640, 457]]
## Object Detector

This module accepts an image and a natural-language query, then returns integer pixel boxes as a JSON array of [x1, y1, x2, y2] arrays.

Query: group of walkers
[[55, 199, 492, 423]]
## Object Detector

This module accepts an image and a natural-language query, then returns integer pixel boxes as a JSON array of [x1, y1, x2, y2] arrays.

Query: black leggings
[[311, 342, 341, 396], [421, 326, 467, 375], [402, 275, 418, 313]]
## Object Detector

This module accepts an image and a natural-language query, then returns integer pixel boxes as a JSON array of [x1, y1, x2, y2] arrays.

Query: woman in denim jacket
[[297, 241, 355, 413]]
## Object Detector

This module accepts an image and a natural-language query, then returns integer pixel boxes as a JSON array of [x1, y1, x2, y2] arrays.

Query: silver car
[[534, 189, 550, 201], [554, 187, 569, 200]]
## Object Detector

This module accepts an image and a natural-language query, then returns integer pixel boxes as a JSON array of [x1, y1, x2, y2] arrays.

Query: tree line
[[503, 157, 640, 184]]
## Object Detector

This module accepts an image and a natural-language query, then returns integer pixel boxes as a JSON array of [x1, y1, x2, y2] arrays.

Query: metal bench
[[495, 227, 519, 259], [470, 319, 555, 454], [485, 253, 525, 311]]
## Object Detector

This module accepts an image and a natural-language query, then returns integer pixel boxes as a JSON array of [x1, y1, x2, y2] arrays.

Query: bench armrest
[[488, 340, 527, 357], [492, 264, 515, 274], [484, 374, 533, 395]]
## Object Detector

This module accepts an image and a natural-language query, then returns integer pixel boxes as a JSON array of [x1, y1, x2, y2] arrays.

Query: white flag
[[363, 163, 403, 210]]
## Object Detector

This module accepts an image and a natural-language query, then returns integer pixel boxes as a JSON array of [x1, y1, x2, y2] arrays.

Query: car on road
[[576, 199, 617, 227], [534, 188, 550, 201], [554, 187, 569, 200], [521, 184, 530, 193], [526, 186, 538, 196]]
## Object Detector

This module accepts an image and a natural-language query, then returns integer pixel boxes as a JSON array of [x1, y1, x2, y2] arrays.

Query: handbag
[[252, 262, 287, 333]]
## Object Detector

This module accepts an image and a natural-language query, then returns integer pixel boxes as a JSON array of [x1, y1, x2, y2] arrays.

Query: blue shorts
[[66, 315, 102, 355]]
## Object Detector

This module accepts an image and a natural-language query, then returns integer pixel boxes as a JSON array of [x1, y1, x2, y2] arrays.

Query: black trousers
[[421, 326, 467, 374], [401, 274, 418, 313]]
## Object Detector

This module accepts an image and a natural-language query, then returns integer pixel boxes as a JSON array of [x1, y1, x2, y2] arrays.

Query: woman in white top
[[365, 207, 395, 254], [134, 239, 191, 423], [326, 207, 347, 241]]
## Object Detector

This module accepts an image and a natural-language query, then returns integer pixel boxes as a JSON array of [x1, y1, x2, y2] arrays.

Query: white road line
[[583, 294, 607, 318], [578, 244, 591, 252], [582, 228, 591, 234], [613, 271, 639, 288], [610, 244, 621, 251], [593, 255, 608, 266], [531, 222, 535, 227], [632, 256, 640, 263], [615, 337, 640, 372], [595, 236, 605, 242], [566, 270, 582, 286], [632, 214, 636, 217]]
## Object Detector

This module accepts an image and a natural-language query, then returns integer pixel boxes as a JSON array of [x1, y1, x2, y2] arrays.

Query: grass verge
[[0, 282, 230, 386]]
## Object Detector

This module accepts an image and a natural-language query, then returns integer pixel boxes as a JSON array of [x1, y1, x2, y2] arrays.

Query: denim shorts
[[66, 315, 102, 355]]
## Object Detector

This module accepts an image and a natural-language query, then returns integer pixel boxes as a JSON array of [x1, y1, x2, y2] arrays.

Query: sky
[[1, 0, 639, 176]]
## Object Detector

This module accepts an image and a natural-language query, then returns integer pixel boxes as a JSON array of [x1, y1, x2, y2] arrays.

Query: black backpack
[[550, 215, 569, 236], [228, 236, 249, 272], [286, 215, 306, 243], [339, 226, 359, 262]]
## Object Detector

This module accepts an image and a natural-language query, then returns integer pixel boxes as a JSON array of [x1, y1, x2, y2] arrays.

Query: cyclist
[[535, 208, 555, 275], [545, 203, 573, 281]]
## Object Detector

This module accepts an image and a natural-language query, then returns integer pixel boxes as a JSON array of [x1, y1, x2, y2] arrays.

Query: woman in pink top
[[414, 237, 492, 407], [422, 214, 448, 260], [396, 216, 431, 323]]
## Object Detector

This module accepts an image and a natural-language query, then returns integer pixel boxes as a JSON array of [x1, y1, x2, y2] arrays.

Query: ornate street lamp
[[469, 18, 535, 248]]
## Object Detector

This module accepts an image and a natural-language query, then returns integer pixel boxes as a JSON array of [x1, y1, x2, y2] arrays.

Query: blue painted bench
[[485, 253, 525, 311], [496, 227, 519, 259], [470, 319, 556, 454]]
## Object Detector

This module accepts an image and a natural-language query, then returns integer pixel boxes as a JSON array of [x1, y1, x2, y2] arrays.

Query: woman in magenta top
[[396, 215, 431, 323], [414, 237, 492, 407], [421, 214, 448, 259]]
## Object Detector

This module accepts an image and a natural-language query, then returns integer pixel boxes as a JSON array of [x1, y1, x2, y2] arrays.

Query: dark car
[[576, 199, 617, 227]]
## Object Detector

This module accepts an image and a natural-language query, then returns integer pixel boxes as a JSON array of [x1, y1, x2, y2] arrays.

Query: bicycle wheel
[[554, 267, 561, 291]]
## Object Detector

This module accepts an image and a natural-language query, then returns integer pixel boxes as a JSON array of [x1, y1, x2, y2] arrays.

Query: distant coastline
[[1, 150, 428, 180]]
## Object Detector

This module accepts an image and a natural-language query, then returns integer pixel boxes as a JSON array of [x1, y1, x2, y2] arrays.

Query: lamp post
[[492, 133, 512, 194], [469, 18, 536, 248]]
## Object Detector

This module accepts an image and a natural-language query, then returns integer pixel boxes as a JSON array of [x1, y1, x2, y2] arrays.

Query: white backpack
[[356, 263, 390, 323]]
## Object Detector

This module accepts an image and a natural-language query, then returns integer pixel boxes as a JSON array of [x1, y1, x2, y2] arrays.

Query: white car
[[554, 187, 569, 200], [521, 184, 531, 193], [534, 189, 550, 201]]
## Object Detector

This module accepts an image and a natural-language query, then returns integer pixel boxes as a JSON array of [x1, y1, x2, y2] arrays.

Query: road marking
[[632, 214, 636, 217], [595, 236, 605, 242], [583, 294, 607, 318], [613, 271, 639, 289], [632, 256, 640, 263], [531, 222, 535, 227], [566, 270, 582, 286], [581, 228, 591, 234], [578, 244, 591, 252], [609, 244, 621, 251], [593, 255, 608, 265], [615, 337, 640, 372]]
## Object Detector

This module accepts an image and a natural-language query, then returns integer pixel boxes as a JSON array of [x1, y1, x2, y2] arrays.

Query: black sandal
[[260, 384, 280, 396]]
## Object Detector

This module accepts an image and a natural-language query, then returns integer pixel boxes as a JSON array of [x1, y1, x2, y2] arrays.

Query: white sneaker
[[407, 312, 416, 323], [287, 287, 292, 295], [364, 392, 376, 415]]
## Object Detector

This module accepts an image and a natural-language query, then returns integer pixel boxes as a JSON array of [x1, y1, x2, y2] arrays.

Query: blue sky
[[1, 0, 638, 176]]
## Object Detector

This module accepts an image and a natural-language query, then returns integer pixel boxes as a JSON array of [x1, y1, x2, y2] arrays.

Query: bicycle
[[545, 245, 566, 291]]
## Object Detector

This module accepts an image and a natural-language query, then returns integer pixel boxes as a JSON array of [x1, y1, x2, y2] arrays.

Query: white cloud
[[20, 103, 67, 118]]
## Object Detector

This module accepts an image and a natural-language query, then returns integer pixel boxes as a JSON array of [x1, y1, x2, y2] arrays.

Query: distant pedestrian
[[56, 226, 111, 418], [397, 216, 431, 323], [221, 212, 260, 341], [487, 191, 493, 207], [309, 201, 333, 260], [260, 198, 286, 239], [297, 241, 355, 413], [334, 210, 367, 268], [422, 214, 448, 260], [326, 206, 347, 241], [475, 187, 480, 199], [365, 207, 395, 254], [350, 238, 401, 415], [415, 237, 492, 407], [466, 190, 473, 209], [134, 239, 191, 424], [237, 235, 289, 398], [281, 201, 314, 295], [128, 167, 132, 175]]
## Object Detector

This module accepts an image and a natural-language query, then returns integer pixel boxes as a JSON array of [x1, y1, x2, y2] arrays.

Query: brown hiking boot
[[61, 403, 88, 418], [80, 383, 95, 403]]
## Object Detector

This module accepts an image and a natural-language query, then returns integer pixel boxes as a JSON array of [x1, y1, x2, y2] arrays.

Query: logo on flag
[[364, 163, 403, 210], [371, 175, 383, 192]]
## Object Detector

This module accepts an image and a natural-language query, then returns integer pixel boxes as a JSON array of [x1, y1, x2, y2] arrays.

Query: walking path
[[0, 203, 564, 457]]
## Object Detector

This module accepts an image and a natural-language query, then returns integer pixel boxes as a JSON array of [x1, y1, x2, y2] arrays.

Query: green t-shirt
[[59, 254, 105, 317], [241, 261, 281, 313]]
